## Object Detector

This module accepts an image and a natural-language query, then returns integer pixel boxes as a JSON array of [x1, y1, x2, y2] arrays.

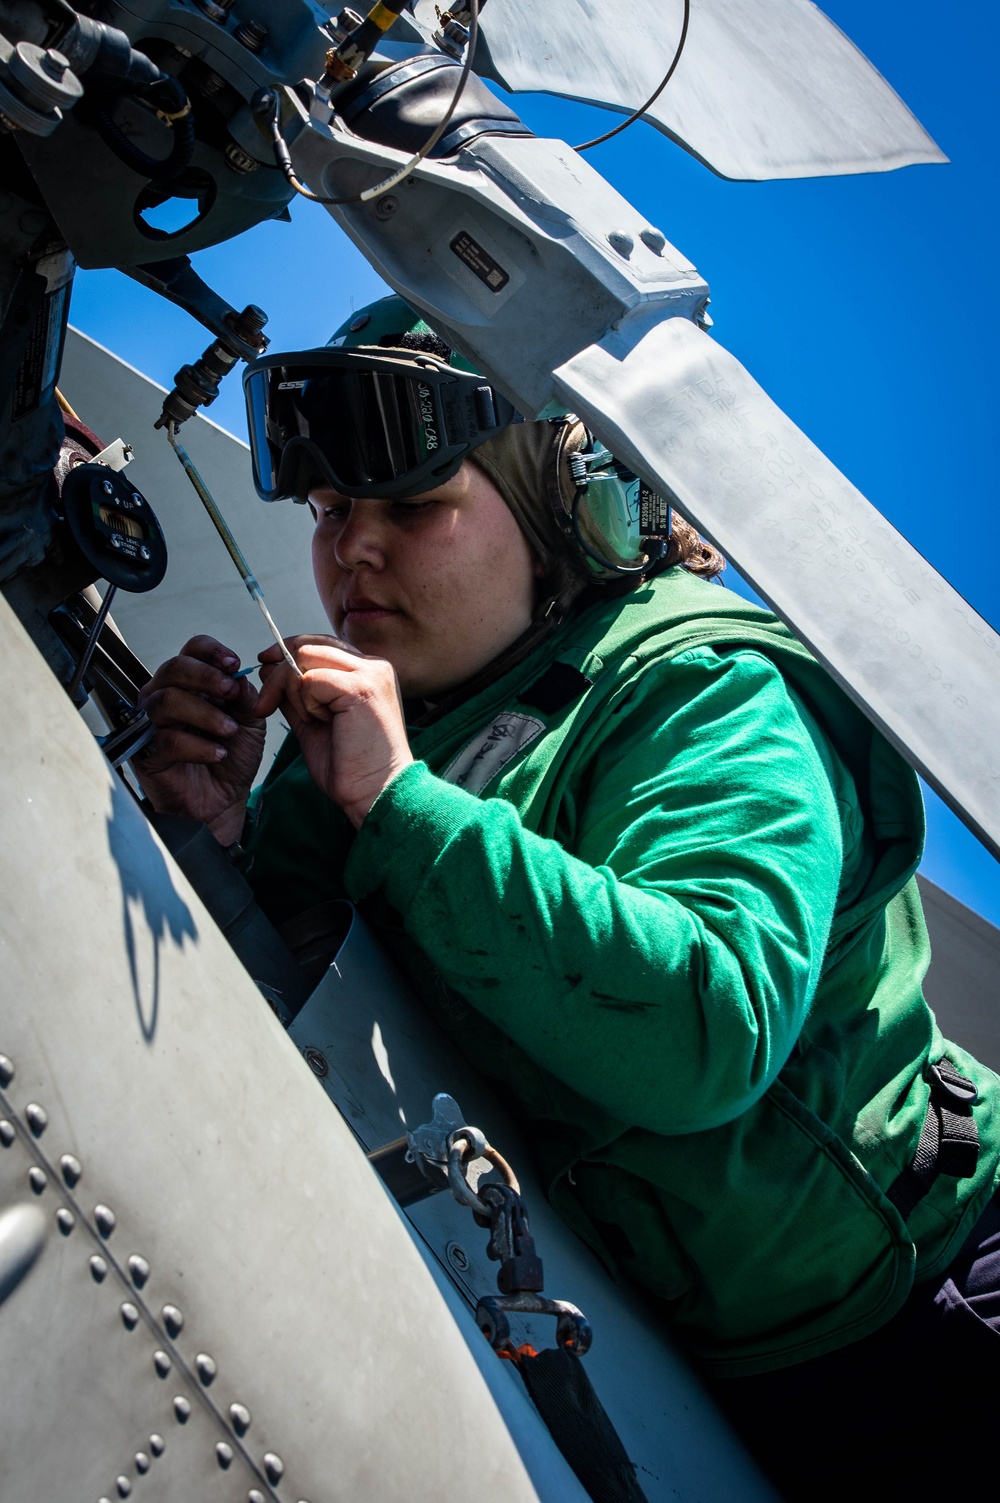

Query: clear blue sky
[[69, 0, 1000, 924]]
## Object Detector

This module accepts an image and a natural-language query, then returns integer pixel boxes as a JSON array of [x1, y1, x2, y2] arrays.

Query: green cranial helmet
[[244, 295, 518, 502], [244, 294, 670, 582]]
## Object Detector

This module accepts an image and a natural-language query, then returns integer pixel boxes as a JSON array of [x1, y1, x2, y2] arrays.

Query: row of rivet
[[0, 1058, 301, 1503]]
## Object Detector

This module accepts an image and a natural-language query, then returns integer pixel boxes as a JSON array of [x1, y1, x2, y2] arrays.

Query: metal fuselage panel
[[0, 593, 555, 1503]]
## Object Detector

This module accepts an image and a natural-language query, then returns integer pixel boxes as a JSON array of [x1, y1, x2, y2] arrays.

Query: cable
[[573, 0, 690, 153], [165, 424, 302, 679], [256, 0, 479, 208]]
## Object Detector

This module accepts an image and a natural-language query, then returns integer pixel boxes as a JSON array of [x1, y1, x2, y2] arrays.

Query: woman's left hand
[[255, 635, 414, 828]]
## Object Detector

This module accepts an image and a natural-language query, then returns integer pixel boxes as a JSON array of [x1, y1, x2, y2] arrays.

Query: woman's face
[[309, 461, 540, 698]]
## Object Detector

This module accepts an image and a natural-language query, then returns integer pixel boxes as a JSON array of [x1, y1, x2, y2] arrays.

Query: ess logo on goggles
[[244, 347, 517, 502]]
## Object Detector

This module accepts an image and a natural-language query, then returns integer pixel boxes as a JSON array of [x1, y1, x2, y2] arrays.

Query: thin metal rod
[[67, 583, 118, 702], [165, 423, 302, 679]]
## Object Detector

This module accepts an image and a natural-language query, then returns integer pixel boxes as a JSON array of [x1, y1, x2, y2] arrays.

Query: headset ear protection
[[545, 417, 672, 581]]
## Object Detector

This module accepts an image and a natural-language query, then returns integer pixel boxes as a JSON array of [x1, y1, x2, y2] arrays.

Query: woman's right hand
[[136, 635, 266, 846]]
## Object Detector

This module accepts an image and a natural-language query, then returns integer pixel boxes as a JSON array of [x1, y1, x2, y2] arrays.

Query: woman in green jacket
[[137, 297, 1000, 1499]]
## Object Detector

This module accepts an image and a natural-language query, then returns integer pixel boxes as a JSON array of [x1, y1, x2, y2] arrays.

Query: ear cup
[[546, 419, 649, 579]]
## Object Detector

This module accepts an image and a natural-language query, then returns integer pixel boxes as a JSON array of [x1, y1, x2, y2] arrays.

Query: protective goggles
[[244, 347, 519, 502]]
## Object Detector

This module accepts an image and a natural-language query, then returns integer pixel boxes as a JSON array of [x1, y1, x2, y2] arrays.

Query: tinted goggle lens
[[245, 355, 512, 501]]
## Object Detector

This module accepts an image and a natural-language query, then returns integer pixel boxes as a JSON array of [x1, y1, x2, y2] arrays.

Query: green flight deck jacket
[[244, 567, 1000, 1377]]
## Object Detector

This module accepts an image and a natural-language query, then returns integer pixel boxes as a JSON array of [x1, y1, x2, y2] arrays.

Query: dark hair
[[663, 510, 726, 581]]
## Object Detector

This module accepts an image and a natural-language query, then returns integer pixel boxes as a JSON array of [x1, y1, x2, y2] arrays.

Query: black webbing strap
[[887, 1058, 980, 1219], [511, 1347, 649, 1503]]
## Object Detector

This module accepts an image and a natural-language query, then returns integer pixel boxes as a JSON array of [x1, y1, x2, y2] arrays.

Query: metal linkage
[[407, 1094, 592, 1355]]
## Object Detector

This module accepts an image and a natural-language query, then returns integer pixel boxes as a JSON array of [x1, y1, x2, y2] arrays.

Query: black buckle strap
[[887, 1058, 980, 1220]]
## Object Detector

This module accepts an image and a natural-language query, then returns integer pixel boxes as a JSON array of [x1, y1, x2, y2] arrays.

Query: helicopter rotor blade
[[553, 315, 1000, 858], [403, 0, 945, 181]]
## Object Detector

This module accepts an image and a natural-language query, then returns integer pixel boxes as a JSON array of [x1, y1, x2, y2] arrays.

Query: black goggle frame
[[244, 346, 518, 502]]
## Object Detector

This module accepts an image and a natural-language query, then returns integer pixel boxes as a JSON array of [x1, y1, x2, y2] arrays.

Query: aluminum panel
[[0, 594, 553, 1503]]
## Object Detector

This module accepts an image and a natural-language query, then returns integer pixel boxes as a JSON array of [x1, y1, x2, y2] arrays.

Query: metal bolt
[[304, 1047, 329, 1078], [228, 304, 268, 344], [639, 226, 666, 254], [224, 141, 259, 174], [446, 1240, 470, 1273], [110, 535, 122, 550], [131, 492, 142, 506], [41, 49, 68, 80], [607, 230, 634, 258], [101, 478, 114, 495], [375, 195, 398, 220], [234, 18, 267, 52]]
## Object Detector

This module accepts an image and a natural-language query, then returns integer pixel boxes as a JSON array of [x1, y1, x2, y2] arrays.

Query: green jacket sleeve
[[345, 645, 846, 1135]]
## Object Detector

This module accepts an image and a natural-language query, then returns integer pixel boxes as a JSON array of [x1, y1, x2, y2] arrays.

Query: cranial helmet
[[244, 295, 670, 588]]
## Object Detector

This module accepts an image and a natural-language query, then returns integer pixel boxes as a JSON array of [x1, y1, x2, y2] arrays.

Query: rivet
[[128, 1254, 150, 1288], [162, 1304, 183, 1337], [303, 1046, 329, 1078], [134, 1452, 150, 1474], [0, 1054, 13, 1086], [116, 1478, 132, 1499], [607, 229, 634, 258], [56, 1208, 74, 1235], [28, 1166, 46, 1194], [248, 1492, 265, 1503], [153, 1350, 171, 1378], [25, 1103, 48, 1136], [195, 1352, 217, 1385], [0, 1120, 13, 1147], [89, 1254, 108, 1282], [229, 1401, 251, 1435], [149, 1434, 165, 1457], [94, 1204, 116, 1238], [120, 1302, 139, 1330], [173, 1395, 191, 1424], [216, 1442, 234, 1469], [263, 1452, 284, 1483], [60, 1153, 82, 1187], [349, 312, 370, 332], [639, 226, 666, 254]]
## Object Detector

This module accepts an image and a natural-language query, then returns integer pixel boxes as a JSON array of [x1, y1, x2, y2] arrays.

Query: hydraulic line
[[254, 0, 480, 207]]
